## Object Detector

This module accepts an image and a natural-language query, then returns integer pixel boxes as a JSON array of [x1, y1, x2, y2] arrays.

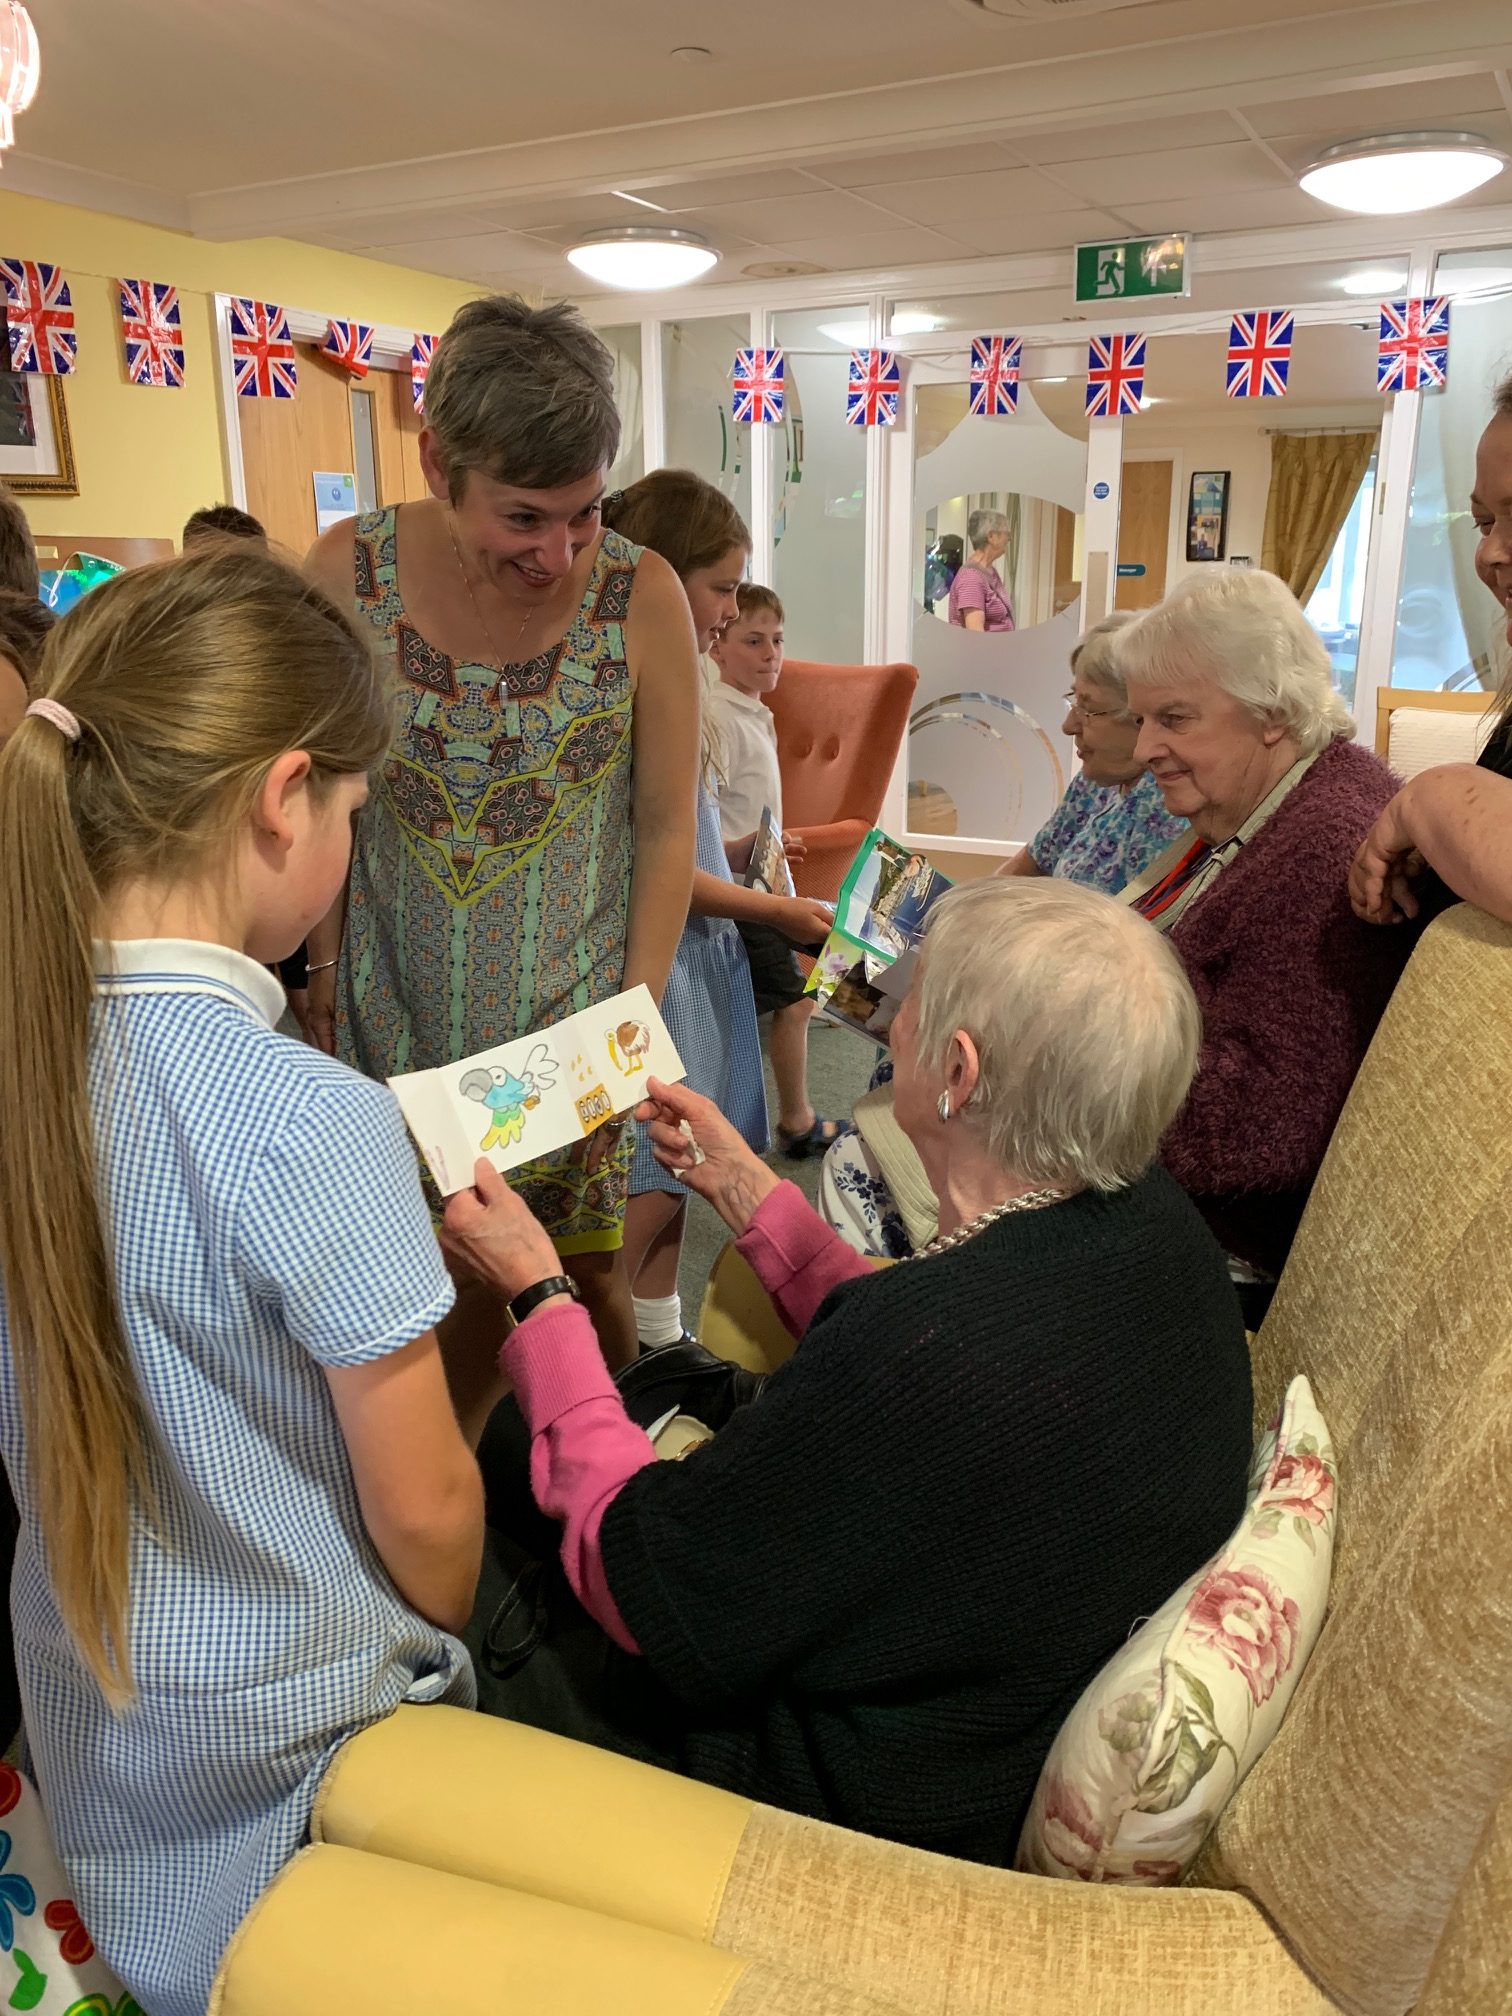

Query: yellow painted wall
[[0, 190, 482, 544]]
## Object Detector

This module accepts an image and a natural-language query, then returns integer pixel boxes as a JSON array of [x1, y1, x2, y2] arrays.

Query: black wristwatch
[[507, 1274, 582, 1328]]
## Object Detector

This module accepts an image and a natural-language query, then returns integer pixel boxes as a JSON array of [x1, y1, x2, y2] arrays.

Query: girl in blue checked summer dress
[[0, 548, 482, 2016]]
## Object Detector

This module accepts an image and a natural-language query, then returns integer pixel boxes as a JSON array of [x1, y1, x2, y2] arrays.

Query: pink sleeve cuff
[[501, 1303, 655, 1654], [735, 1179, 874, 1338]]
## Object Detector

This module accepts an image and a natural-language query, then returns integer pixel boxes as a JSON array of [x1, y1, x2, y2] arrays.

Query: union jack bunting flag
[[229, 298, 297, 399], [1226, 309, 1294, 399], [1086, 332, 1146, 418], [119, 279, 184, 389], [731, 347, 784, 424], [846, 349, 900, 427], [322, 319, 373, 378], [1, 258, 76, 375], [970, 335, 1021, 417], [1378, 297, 1450, 393], [411, 333, 435, 414]]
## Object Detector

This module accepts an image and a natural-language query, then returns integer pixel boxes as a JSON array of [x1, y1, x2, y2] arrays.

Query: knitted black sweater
[[600, 1166, 1253, 1863]]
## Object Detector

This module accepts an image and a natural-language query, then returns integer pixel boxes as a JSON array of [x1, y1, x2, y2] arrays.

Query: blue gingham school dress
[[0, 941, 473, 2016], [630, 783, 768, 1196]]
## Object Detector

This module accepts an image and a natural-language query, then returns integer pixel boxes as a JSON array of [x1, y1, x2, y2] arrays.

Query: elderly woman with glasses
[[1119, 567, 1413, 1310], [443, 877, 1252, 1866], [1001, 609, 1188, 895]]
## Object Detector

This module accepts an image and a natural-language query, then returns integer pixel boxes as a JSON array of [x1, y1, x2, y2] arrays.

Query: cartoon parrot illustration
[[459, 1043, 559, 1152]]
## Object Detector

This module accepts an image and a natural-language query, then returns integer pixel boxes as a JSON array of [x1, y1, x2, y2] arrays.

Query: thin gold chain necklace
[[447, 516, 552, 705]]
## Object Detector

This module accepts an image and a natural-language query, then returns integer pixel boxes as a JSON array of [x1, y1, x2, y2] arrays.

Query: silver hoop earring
[[937, 1090, 951, 1123]]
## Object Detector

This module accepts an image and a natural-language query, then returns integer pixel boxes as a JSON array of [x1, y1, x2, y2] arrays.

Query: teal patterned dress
[[338, 508, 640, 1251]]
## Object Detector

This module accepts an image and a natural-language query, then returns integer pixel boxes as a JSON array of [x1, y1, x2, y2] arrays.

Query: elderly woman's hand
[[441, 1158, 563, 1301], [635, 1076, 780, 1237], [1349, 787, 1423, 925]]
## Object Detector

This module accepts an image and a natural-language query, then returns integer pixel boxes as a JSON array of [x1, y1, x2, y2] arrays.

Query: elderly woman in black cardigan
[[444, 878, 1252, 1866]]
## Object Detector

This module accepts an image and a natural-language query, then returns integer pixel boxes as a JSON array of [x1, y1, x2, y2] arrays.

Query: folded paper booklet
[[804, 828, 952, 1043], [388, 984, 685, 1195], [743, 806, 790, 895]]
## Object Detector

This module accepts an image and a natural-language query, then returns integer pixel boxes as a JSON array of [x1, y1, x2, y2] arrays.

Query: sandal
[[776, 1114, 843, 1161]]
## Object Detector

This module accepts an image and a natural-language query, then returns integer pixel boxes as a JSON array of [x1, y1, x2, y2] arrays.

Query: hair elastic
[[25, 698, 81, 742]]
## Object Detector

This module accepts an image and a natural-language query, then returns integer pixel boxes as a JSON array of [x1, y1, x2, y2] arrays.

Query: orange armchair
[[765, 659, 919, 902]]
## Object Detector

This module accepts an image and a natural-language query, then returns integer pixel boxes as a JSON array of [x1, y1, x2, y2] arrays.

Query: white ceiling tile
[[469, 191, 657, 232], [1121, 188, 1332, 234], [621, 169, 822, 209], [1050, 141, 1288, 207], [812, 142, 1020, 188], [1016, 111, 1244, 167], [728, 225, 967, 274], [514, 218, 767, 252], [687, 187, 899, 241], [939, 208, 1128, 257], [871, 166, 1092, 227], [362, 232, 541, 277], [1244, 73, 1506, 141], [301, 207, 499, 249]]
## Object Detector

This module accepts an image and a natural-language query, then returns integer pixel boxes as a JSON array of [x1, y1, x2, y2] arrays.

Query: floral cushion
[[1016, 1374, 1336, 1885], [0, 1762, 140, 2014]]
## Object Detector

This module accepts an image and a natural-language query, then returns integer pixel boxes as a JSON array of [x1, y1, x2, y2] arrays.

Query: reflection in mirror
[[906, 382, 1087, 845]]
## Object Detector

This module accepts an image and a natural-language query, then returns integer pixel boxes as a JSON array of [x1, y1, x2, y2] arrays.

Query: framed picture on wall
[[1186, 470, 1229, 563], [0, 373, 78, 496]]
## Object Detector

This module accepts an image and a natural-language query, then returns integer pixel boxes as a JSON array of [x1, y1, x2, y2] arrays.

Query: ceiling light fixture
[[1300, 132, 1507, 215], [817, 311, 943, 345], [1338, 265, 1411, 296], [566, 226, 717, 290], [0, 1, 39, 160]]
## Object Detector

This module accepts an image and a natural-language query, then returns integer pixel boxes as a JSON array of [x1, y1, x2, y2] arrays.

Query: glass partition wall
[[582, 222, 1512, 847]]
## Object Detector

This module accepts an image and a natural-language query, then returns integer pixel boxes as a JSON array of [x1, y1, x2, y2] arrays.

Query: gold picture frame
[[0, 374, 78, 496]]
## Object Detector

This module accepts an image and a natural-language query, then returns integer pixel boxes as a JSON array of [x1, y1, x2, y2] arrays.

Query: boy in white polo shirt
[[707, 585, 838, 1156]]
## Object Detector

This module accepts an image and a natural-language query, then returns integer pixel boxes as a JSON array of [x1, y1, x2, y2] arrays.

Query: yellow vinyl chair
[[213, 908, 1512, 2016]]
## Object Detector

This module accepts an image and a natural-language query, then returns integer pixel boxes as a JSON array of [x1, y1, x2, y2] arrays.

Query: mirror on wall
[[905, 380, 1087, 845]]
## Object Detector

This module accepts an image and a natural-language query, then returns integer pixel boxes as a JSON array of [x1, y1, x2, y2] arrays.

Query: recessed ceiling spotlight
[[743, 259, 827, 278], [1301, 132, 1507, 215], [1338, 265, 1412, 296], [566, 226, 717, 290]]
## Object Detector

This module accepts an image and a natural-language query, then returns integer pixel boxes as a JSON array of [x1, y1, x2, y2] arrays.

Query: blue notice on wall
[[1093, 481, 1111, 500], [313, 470, 357, 535], [1117, 562, 1147, 577]]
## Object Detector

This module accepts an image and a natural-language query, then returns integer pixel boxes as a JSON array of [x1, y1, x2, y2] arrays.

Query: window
[[598, 324, 644, 492], [1305, 457, 1375, 705], [661, 317, 751, 526]]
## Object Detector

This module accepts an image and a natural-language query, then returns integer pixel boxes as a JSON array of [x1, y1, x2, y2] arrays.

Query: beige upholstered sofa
[[213, 906, 1512, 2016]]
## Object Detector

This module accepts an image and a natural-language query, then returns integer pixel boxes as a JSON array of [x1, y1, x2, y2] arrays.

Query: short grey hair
[[1069, 609, 1140, 721], [422, 295, 621, 505], [915, 878, 1200, 1194], [967, 507, 1009, 550], [1116, 568, 1355, 755]]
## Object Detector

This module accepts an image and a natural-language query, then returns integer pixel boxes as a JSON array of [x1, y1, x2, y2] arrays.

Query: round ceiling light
[[0, 1, 40, 155], [1300, 132, 1507, 215], [566, 226, 717, 290]]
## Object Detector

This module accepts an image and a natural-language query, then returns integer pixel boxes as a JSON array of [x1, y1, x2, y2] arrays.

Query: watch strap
[[507, 1274, 580, 1327]]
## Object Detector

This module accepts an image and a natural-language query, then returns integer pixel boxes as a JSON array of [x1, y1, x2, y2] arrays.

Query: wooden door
[[239, 346, 358, 556], [1115, 460, 1173, 611], [370, 367, 429, 506]]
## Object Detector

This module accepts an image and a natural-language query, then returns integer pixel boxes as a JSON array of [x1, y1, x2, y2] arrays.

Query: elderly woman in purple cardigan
[[1120, 567, 1413, 1315]]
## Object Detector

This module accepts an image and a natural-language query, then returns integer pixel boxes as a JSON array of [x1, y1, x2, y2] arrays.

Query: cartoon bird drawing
[[607, 1019, 653, 1076], [459, 1043, 559, 1151]]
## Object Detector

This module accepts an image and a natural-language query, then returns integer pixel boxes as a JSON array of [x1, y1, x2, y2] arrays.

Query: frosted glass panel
[[599, 323, 644, 492], [1392, 250, 1512, 691], [662, 317, 751, 526], [771, 306, 866, 663], [907, 383, 1086, 847]]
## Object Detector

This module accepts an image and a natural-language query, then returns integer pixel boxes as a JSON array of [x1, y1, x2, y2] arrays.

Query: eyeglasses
[[1062, 689, 1122, 721]]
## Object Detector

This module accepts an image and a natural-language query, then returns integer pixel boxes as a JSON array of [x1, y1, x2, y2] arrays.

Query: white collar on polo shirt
[[714, 682, 770, 716], [94, 939, 287, 1029]]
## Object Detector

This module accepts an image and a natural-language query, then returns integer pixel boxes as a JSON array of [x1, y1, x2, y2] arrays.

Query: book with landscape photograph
[[743, 806, 788, 894], [804, 829, 953, 1042]]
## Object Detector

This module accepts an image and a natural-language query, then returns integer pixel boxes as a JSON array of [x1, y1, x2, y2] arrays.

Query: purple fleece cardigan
[[1162, 737, 1412, 1276]]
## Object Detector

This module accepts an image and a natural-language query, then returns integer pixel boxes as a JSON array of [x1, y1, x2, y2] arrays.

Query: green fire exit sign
[[1075, 234, 1190, 303]]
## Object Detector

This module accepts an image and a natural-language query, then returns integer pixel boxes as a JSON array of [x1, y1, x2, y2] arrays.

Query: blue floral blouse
[[1028, 769, 1188, 897]]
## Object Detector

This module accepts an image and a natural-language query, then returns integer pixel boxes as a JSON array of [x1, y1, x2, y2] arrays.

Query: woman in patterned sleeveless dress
[[306, 298, 699, 1373]]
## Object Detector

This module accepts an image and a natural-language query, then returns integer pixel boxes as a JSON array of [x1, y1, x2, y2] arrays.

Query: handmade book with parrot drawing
[[387, 983, 686, 1195]]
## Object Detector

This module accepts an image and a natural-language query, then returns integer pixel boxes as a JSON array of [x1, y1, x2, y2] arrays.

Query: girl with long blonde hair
[[0, 547, 483, 2016]]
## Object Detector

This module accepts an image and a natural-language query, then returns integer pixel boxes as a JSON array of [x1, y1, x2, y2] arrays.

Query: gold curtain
[[1261, 431, 1378, 606]]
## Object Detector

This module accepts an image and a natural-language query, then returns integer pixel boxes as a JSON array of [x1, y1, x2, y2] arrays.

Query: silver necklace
[[447, 517, 539, 705], [901, 1188, 1066, 1263]]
